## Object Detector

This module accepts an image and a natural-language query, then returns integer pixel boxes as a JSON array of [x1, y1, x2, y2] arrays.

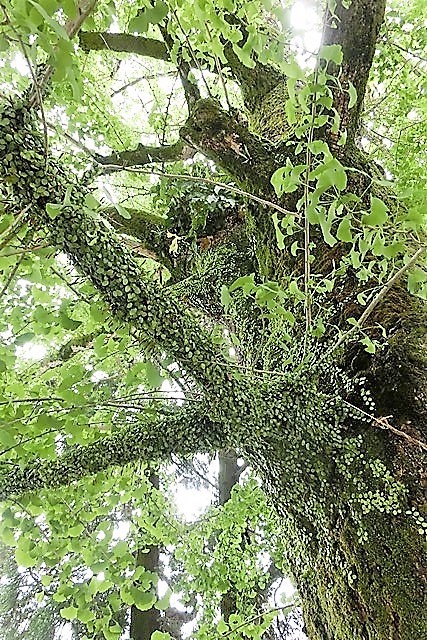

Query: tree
[[0, 0, 426, 639]]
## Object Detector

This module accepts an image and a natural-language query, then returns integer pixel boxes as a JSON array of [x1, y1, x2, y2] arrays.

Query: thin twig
[[220, 603, 296, 638], [51, 266, 92, 303], [0, 253, 24, 299], [0, 204, 32, 251], [100, 164, 298, 219], [342, 402, 427, 452]]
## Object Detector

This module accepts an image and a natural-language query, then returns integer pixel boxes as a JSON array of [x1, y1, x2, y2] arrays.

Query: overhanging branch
[[79, 30, 286, 116], [0, 403, 226, 500], [97, 140, 194, 171], [0, 99, 236, 395], [79, 31, 169, 60]]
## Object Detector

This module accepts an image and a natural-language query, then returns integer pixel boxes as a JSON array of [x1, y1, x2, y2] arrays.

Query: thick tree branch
[[97, 140, 194, 170], [0, 100, 236, 396], [322, 0, 387, 145], [180, 99, 282, 195], [79, 31, 169, 60], [0, 403, 226, 500]]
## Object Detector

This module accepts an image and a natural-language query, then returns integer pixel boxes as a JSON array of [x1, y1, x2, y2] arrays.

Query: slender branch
[[98, 164, 298, 219], [323, 246, 425, 358]]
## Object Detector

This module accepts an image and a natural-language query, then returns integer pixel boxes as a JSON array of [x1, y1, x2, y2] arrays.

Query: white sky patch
[[290, 1, 318, 32], [90, 369, 110, 382], [55, 252, 70, 267], [10, 52, 31, 76], [113, 520, 131, 540], [15, 342, 47, 361], [173, 484, 214, 521], [289, 0, 322, 67]]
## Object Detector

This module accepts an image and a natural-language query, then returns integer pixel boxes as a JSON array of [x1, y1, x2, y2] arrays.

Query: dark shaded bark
[[130, 474, 161, 640], [323, 0, 387, 145], [218, 450, 241, 623]]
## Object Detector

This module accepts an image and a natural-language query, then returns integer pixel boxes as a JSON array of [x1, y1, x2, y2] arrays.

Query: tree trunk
[[130, 474, 161, 640], [218, 450, 241, 623]]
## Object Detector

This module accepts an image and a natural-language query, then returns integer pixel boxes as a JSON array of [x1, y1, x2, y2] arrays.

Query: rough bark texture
[[0, 2, 426, 640]]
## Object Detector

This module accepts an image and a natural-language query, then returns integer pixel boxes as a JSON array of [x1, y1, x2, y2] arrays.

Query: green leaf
[[221, 285, 232, 310], [320, 44, 343, 65], [76, 607, 95, 624], [47, 202, 64, 219], [0, 35, 9, 52], [132, 589, 156, 611], [347, 81, 357, 108], [217, 619, 229, 633], [362, 197, 388, 226], [360, 336, 376, 354], [103, 623, 122, 640], [229, 274, 256, 294], [336, 217, 353, 242], [272, 212, 285, 250], [281, 60, 304, 79], [155, 588, 172, 611], [28, 1, 69, 39], [60, 605, 78, 620], [15, 546, 37, 568], [129, 13, 149, 33], [68, 524, 84, 537], [148, 1, 169, 24], [0, 429, 16, 448], [14, 332, 35, 346], [151, 632, 171, 640], [114, 203, 132, 219], [144, 362, 164, 388]]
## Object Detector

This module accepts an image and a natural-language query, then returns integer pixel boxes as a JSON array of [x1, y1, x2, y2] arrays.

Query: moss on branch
[[79, 31, 169, 60], [180, 99, 282, 195], [0, 98, 234, 395], [0, 403, 226, 500], [97, 140, 194, 171]]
